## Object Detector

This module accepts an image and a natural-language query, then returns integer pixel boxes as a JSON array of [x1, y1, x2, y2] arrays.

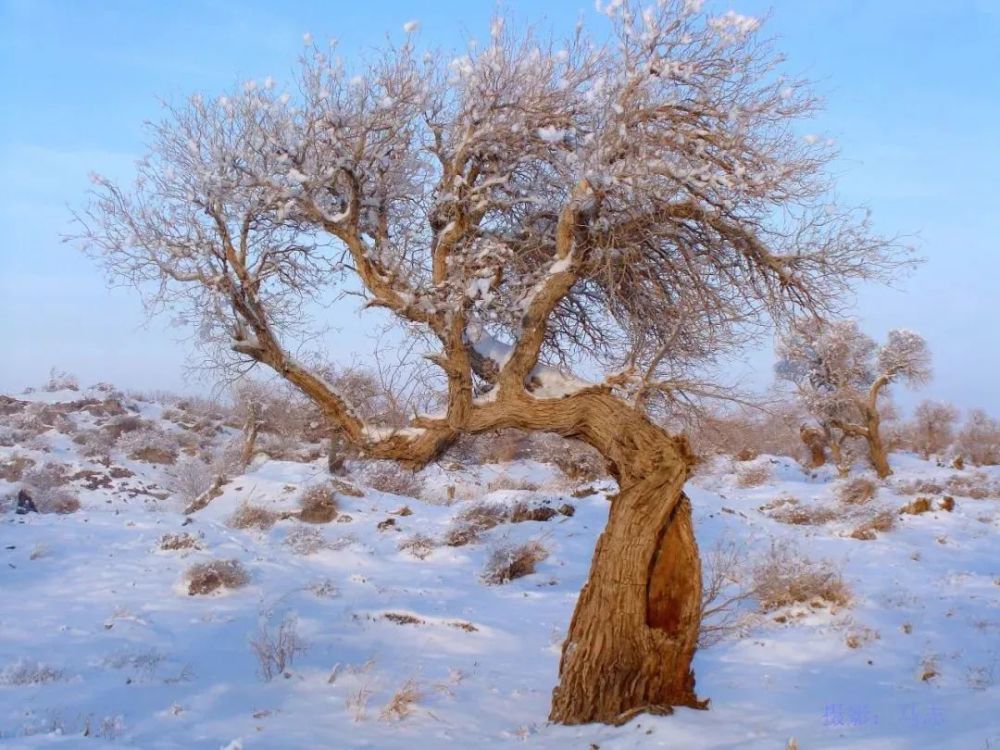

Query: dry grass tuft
[[752, 541, 850, 612], [482, 540, 549, 585], [838, 477, 877, 505], [770, 503, 838, 526], [298, 484, 338, 523], [36, 488, 81, 514], [486, 475, 541, 492], [159, 532, 203, 551], [899, 497, 932, 515], [329, 477, 365, 497], [849, 511, 896, 540], [398, 533, 437, 559], [0, 660, 64, 686], [379, 679, 422, 721], [455, 501, 508, 531], [845, 626, 880, 649], [283, 526, 328, 555], [383, 612, 424, 626], [509, 502, 558, 523], [185, 559, 249, 595], [363, 463, 424, 497], [735, 463, 771, 488], [228, 502, 280, 531]]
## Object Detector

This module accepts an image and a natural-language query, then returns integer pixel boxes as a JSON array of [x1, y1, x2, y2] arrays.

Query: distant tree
[[909, 400, 959, 459], [776, 321, 929, 477], [72, 1, 908, 724], [955, 408, 1000, 466]]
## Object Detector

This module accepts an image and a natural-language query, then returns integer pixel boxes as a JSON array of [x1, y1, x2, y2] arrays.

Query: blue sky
[[1, 0, 998, 413]]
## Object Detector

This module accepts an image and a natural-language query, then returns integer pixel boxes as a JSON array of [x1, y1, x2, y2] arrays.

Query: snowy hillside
[[1, 384, 997, 749]]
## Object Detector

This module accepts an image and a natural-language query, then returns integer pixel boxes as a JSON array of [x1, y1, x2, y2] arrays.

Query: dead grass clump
[[510, 502, 558, 523], [899, 497, 932, 515], [0, 454, 35, 483], [482, 540, 549, 585], [228, 502, 280, 531], [752, 541, 850, 612], [771, 503, 838, 526], [455, 501, 509, 531], [849, 511, 897, 540], [249, 614, 307, 681], [838, 477, 877, 505], [117, 425, 181, 465], [943, 472, 997, 499], [329, 477, 364, 497], [845, 626, 880, 649], [0, 660, 64, 686], [487, 475, 541, 492], [35, 488, 81, 514], [736, 463, 771, 488], [552, 445, 606, 483], [298, 484, 338, 524], [398, 533, 437, 559], [379, 679, 422, 721], [383, 612, 424, 625], [939, 496, 955, 512], [159, 532, 203, 551], [443, 525, 481, 547], [363, 463, 424, 497], [185, 559, 249, 595], [284, 526, 328, 555]]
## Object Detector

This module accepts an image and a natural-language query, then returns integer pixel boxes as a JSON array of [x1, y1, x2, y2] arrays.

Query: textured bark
[[866, 413, 892, 479], [800, 425, 827, 468], [239, 402, 261, 470]]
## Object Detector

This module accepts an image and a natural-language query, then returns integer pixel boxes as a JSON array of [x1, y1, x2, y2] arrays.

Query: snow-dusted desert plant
[[74, 0, 910, 724]]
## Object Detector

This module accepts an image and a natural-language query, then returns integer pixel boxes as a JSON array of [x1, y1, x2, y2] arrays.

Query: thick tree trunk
[[548, 422, 704, 724], [866, 415, 891, 478], [800, 425, 827, 468], [549, 485, 703, 722]]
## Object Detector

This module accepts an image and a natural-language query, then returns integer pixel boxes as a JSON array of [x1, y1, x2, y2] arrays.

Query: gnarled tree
[[73, 1, 907, 724], [776, 320, 930, 478]]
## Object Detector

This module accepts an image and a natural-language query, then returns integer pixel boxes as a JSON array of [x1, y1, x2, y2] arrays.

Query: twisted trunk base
[[549, 444, 705, 724]]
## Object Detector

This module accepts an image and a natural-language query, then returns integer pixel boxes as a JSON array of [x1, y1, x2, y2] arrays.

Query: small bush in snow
[[770, 503, 838, 526], [486, 474, 541, 492], [398, 533, 437, 559], [298, 484, 338, 523], [849, 511, 896, 540], [899, 497, 932, 515], [284, 526, 328, 555], [117, 425, 180, 465], [159, 532, 203, 551], [752, 541, 850, 612], [35, 488, 81, 514], [0, 454, 35, 483], [379, 678, 422, 721], [0, 660, 64, 686], [735, 463, 771, 488], [955, 409, 1000, 466], [228, 502, 280, 531], [185, 559, 249, 595], [42, 367, 79, 392], [362, 462, 424, 497], [249, 613, 307, 681], [482, 540, 549, 585], [837, 477, 877, 505], [699, 538, 759, 647]]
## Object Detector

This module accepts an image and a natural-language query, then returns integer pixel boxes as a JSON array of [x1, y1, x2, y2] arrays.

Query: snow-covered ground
[[1, 386, 997, 749]]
